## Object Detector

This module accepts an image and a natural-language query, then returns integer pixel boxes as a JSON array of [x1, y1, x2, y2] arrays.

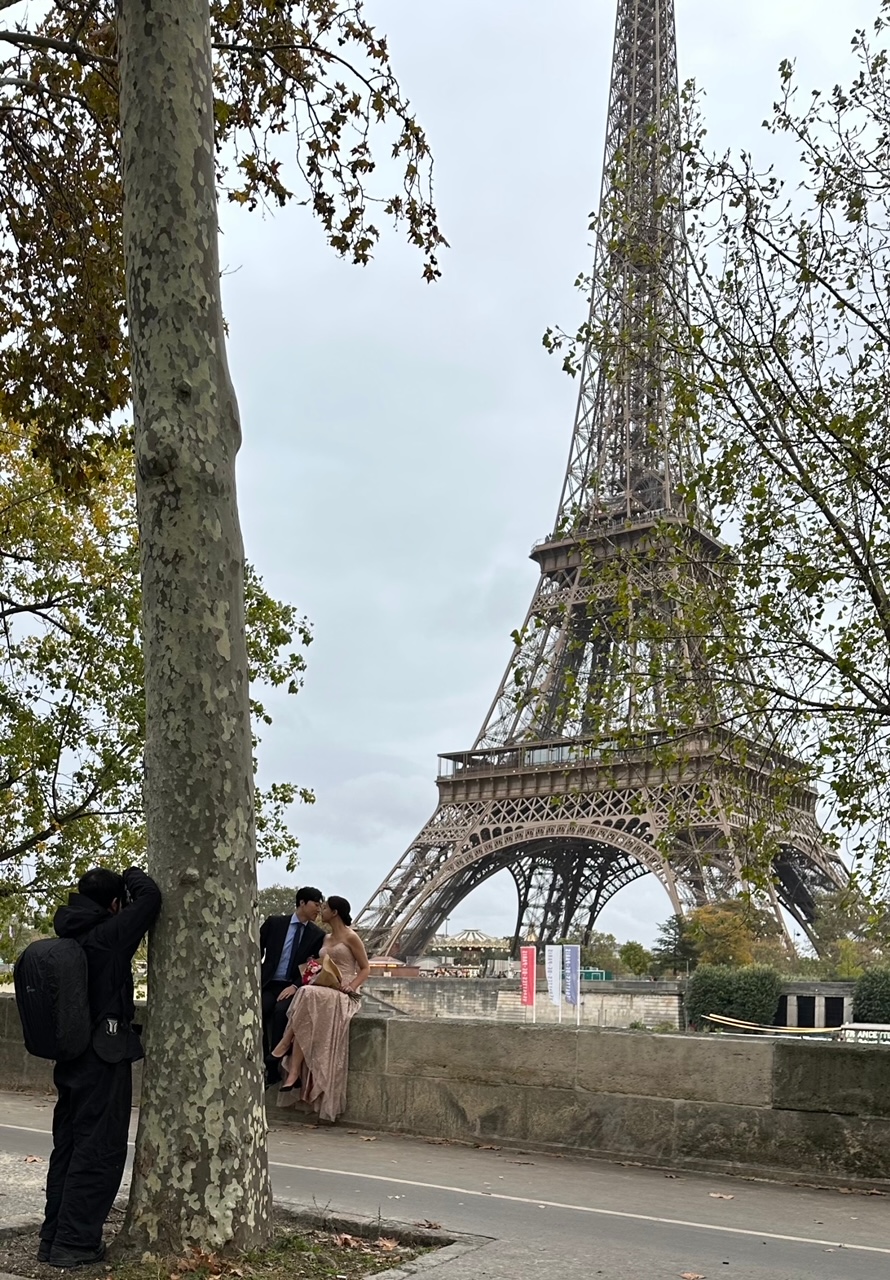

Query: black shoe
[[47, 1243, 106, 1269], [37, 1239, 53, 1263]]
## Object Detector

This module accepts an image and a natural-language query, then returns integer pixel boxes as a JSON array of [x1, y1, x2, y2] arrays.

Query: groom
[[260, 886, 325, 1085]]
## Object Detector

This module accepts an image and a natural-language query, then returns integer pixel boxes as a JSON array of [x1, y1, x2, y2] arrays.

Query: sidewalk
[[2, 1090, 890, 1279]]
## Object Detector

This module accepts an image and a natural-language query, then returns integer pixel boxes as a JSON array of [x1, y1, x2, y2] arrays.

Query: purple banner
[[563, 944, 581, 1007]]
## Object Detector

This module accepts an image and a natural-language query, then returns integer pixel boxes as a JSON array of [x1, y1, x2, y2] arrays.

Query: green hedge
[[853, 966, 890, 1024], [685, 963, 783, 1030]]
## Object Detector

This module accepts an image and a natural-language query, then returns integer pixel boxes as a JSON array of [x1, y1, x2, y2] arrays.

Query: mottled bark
[[116, 0, 272, 1252]]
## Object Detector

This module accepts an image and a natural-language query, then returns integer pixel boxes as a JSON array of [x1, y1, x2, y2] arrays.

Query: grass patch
[[0, 1217, 431, 1280]]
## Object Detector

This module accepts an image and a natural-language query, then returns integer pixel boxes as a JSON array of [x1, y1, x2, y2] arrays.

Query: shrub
[[685, 963, 782, 1030], [685, 964, 735, 1030], [853, 966, 890, 1024], [627, 1020, 647, 1031], [728, 965, 783, 1026]]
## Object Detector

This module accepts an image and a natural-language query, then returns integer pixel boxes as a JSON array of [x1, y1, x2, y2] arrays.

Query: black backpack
[[13, 937, 92, 1062]]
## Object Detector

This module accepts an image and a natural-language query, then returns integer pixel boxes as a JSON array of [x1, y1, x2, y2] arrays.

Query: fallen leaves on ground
[[680, 1272, 705, 1279], [0, 1221, 428, 1280], [708, 1192, 734, 1200], [24, 1155, 43, 1163]]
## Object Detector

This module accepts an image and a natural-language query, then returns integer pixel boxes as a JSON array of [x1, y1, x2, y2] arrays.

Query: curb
[[275, 1200, 490, 1276]]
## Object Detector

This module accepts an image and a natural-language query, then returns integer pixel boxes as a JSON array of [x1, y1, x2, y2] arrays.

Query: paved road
[[1, 1091, 888, 1279]]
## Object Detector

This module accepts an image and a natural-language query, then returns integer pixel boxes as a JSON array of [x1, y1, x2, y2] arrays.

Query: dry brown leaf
[[333, 1234, 360, 1249], [376, 1238, 399, 1252], [680, 1272, 705, 1279], [361, 1135, 378, 1142], [415, 1220, 442, 1230], [477, 1144, 501, 1150], [24, 1154, 43, 1163], [708, 1192, 734, 1200]]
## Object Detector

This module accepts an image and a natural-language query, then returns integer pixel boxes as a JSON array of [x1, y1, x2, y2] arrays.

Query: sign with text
[[545, 945, 563, 1007], [563, 945, 581, 1007], [520, 946, 537, 1007]]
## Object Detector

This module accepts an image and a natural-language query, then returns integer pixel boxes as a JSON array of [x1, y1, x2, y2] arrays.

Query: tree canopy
[[0, 0, 444, 487], [651, 914, 699, 976], [618, 940, 652, 977], [679, 2, 890, 890], [0, 424, 312, 921]]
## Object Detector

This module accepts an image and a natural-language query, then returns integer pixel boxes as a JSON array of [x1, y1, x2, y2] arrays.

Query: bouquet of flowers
[[299, 954, 361, 999]]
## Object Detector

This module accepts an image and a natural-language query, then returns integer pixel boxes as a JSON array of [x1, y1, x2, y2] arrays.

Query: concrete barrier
[[3, 992, 888, 1188]]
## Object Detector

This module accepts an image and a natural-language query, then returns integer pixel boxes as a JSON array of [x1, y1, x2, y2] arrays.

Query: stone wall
[[0, 993, 143, 1097], [340, 1015, 890, 1188], [365, 977, 684, 1028], [0, 992, 54, 1093], [4, 992, 888, 1187], [366, 977, 861, 1031]]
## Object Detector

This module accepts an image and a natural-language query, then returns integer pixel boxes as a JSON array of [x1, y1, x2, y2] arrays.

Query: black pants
[[262, 981, 294, 1065], [42, 1049, 132, 1252]]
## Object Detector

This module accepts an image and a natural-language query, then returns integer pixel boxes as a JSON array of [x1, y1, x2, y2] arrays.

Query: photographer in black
[[40, 865, 162, 1268]]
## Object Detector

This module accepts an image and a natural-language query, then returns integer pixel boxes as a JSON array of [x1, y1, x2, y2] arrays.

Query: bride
[[271, 895, 370, 1122]]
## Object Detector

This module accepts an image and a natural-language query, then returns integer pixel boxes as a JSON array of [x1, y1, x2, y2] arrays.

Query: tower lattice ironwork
[[356, 0, 847, 959]]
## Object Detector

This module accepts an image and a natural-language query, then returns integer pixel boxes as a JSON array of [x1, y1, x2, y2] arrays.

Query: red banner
[[520, 946, 537, 1007]]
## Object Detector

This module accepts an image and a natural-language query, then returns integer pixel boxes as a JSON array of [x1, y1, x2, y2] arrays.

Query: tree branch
[[0, 29, 114, 66], [212, 40, 391, 106]]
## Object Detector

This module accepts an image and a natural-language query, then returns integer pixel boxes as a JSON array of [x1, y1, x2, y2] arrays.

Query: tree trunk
[[116, 0, 272, 1252]]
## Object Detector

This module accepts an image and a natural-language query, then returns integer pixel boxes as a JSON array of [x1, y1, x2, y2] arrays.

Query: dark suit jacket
[[260, 914, 325, 987]]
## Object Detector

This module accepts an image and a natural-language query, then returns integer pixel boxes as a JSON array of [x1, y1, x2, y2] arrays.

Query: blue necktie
[[289, 922, 303, 976]]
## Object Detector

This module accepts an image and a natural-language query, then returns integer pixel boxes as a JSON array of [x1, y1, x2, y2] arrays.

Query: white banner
[[545, 944, 563, 1007]]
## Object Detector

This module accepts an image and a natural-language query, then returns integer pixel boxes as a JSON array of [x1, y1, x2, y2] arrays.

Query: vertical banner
[[545, 945, 563, 1018], [564, 944, 581, 1025], [520, 946, 536, 1018]]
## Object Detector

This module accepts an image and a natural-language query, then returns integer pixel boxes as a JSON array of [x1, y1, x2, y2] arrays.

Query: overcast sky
[[221, 0, 879, 946]]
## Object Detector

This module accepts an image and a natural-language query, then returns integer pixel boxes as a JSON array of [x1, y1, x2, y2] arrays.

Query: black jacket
[[260, 914, 324, 986], [54, 867, 162, 1030]]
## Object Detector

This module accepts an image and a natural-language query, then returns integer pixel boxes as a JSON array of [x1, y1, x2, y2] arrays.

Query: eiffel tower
[[356, 0, 847, 959]]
